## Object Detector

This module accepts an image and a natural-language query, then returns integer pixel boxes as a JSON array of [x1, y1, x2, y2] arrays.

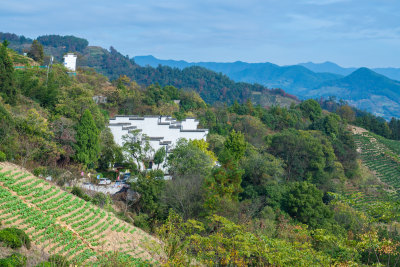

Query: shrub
[[71, 186, 92, 202], [48, 255, 69, 267], [33, 166, 46, 177], [0, 253, 27, 267], [3, 228, 30, 249], [0, 228, 30, 249], [0, 151, 6, 162], [0, 230, 22, 249], [91, 192, 109, 208], [133, 213, 151, 232]]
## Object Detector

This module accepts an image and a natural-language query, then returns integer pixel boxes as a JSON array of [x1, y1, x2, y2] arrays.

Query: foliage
[[240, 149, 285, 199], [74, 109, 100, 167], [282, 182, 333, 228], [0, 228, 30, 249], [130, 170, 165, 219], [153, 147, 166, 169], [71, 186, 92, 202], [268, 129, 338, 187], [0, 151, 6, 161], [261, 105, 302, 131], [204, 160, 244, 214], [337, 105, 355, 123], [27, 40, 44, 64], [37, 35, 88, 53], [167, 139, 213, 177], [36, 254, 70, 267], [220, 129, 247, 162], [158, 210, 335, 266], [0, 41, 17, 105], [98, 127, 122, 170], [122, 130, 153, 171], [0, 253, 26, 267], [300, 99, 322, 122]]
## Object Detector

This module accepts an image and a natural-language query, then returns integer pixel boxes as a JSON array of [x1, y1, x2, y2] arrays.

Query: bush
[[0, 230, 22, 249], [35, 254, 69, 267], [2, 228, 30, 249], [33, 166, 46, 177], [0, 151, 6, 162], [48, 255, 69, 267], [133, 213, 151, 232], [0, 253, 27, 267], [71, 186, 92, 202], [91, 192, 109, 208]]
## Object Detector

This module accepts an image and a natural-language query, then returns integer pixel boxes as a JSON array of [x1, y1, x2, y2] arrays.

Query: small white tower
[[63, 53, 77, 72]]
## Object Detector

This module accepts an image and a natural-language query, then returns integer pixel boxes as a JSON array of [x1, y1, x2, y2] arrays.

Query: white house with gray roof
[[108, 115, 208, 170]]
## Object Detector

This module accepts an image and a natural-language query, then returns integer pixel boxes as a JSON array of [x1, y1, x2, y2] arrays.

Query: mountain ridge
[[135, 55, 400, 119]]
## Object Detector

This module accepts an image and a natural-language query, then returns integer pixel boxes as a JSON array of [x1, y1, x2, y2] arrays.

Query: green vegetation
[[0, 228, 30, 249], [1, 38, 400, 266], [0, 166, 153, 264], [353, 131, 400, 199], [75, 109, 100, 167], [0, 253, 26, 267], [0, 40, 17, 105], [27, 40, 44, 64]]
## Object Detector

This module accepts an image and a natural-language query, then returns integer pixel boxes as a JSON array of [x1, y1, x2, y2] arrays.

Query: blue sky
[[1, 0, 399, 67]]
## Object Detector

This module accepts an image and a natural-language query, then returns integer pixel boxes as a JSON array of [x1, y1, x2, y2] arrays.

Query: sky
[[1, 0, 399, 68]]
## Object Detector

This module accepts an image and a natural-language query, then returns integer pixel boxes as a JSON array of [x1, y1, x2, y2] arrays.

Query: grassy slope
[[0, 162, 162, 265]]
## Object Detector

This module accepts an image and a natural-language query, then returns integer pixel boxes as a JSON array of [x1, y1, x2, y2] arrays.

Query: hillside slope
[[1, 33, 298, 107], [307, 68, 400, 119], [134, 55, 342, 95], [0, 163, 162, 265], [351, 126, 400, 199]]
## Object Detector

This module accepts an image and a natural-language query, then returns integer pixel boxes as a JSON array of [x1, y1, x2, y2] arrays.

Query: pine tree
[[0, 40, 17, 105], [75, 109, 100, 167], [27, 40, 44, 64]]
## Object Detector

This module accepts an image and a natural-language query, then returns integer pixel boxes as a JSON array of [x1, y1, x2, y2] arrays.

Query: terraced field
[[0, 163, 160, 265], [352, 130, 400, 199]]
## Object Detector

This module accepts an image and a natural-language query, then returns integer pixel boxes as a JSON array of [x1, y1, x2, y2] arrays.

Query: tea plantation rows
[[0, 163, 154, 264]]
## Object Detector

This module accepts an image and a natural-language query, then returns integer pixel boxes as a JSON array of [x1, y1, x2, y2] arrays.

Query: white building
[[109, 115, 208, 170], [63, 53, 77, 72]]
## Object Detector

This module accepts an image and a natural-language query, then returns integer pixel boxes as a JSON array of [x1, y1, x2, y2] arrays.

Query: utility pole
[[46, 56, 54, 86]]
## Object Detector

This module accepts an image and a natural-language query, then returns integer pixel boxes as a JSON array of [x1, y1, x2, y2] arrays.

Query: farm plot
[[353, 132, 400, 199], [0, 163, 158, 264]]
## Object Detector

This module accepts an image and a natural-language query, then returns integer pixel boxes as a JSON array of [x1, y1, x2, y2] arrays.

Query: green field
[[0, 163, 156, 265], [353, 131, 400, 198]]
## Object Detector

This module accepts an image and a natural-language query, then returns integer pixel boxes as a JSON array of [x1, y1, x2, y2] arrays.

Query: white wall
[[63, 53, 77, 71], [109, 115, 208, 172]]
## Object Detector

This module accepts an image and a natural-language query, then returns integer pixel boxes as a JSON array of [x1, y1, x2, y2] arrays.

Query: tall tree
[[221, 130, 246, 162], [27, 40, 44, 64], [0, 40, 17, 105], [122, 130, 153, 171], [153, 147, 166, 169], [282, 181, 333, 228], [75, 109, 100, 167]]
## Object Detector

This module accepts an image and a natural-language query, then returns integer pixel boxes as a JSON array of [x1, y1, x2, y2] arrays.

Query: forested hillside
[[1, 38, 400, 266], [0, 33, 298, 107]]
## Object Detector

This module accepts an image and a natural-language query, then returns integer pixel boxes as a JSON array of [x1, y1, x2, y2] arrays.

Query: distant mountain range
[[135, 56, 400, 119], [299, 61, 400, 81]]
